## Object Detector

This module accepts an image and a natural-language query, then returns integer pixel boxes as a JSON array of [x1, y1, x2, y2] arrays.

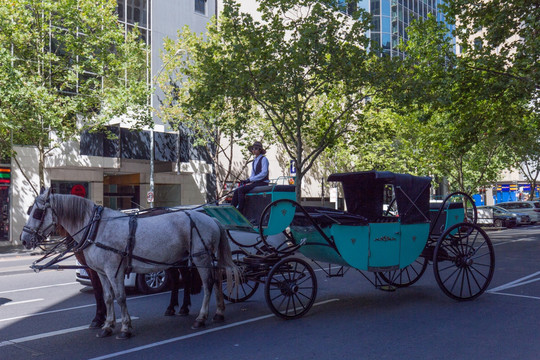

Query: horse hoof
[[213, 314, 225, 323], [89, 319, 105, 329], [164, 309, 175, 316], [116, 331, 132, 340], [178, 308, 189, 316], [96, 328, 113, 338], [191, 320, 206, 329]]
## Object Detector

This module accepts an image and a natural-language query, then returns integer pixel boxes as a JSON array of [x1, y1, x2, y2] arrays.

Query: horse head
[[21, 188, 58, 249]]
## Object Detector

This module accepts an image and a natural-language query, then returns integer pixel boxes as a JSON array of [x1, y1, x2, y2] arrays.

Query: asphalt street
[[1, 225, 539, 360]]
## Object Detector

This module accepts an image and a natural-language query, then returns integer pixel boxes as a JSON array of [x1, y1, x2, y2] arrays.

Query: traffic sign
[[70, 184, 87, 198], [147, 191, 154, 203], [290, 160, 296, 174]]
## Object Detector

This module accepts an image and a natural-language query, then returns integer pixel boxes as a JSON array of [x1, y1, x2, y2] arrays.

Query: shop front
[[0, 167, 10, 242]]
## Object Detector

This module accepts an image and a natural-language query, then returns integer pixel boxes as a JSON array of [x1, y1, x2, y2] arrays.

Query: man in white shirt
[[231, 141, 270, 213]]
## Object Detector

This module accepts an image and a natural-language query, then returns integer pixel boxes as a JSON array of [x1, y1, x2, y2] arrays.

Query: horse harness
[[80, 207, 214, 278]]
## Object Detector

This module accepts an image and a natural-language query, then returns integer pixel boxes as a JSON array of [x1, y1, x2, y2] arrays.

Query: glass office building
[[350, 0, 453, 57]]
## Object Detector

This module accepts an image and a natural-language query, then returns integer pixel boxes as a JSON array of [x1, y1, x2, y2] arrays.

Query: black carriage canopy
[[327, 171, 432, 224]]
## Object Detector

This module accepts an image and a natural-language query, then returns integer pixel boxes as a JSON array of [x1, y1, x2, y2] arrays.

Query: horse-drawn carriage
[[21, 170, 494, 338], [205, 171, 495, 319]]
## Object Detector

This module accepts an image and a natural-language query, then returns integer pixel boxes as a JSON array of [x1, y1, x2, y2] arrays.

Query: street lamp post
[[149, 48, 186, 208]]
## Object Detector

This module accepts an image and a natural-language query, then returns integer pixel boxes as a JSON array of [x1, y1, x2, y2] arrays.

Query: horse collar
[[75, 205, 104, 253]]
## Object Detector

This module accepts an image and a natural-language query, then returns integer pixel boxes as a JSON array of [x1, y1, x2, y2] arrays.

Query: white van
[[496, 201, 540, 224]]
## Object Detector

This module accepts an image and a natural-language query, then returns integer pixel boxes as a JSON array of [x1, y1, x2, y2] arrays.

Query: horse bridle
[[22, 192, 58, 246]]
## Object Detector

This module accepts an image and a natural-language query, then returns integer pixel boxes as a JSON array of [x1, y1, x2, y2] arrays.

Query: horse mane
[[50, 194, 95, 230]]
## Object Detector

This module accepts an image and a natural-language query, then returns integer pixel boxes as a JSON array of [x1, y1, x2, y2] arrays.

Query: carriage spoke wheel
[[264, 257, 317, 319], [378, 256, 428, 288], [434, 222, 495, 301], [223, 250, 259, 303]]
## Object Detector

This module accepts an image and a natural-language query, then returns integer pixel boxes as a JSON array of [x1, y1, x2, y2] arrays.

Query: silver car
[[496, 201, 540, 224], [75, 261, 171, 294], [477, 205, 531, 226]]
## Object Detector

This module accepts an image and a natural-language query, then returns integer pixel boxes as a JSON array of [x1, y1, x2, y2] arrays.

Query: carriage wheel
[[223, 250, 259, 303], [433, 222, 495, 301], [378, 256, 428, 288], [264, 257, 317, 319]]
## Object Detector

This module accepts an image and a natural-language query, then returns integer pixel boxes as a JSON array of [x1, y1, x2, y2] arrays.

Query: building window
[[195, 0, 206, 14], [51, 181, 89, 198]]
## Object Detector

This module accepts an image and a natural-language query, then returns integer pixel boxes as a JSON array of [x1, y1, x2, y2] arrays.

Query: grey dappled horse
[[21, 189, 239, 339]]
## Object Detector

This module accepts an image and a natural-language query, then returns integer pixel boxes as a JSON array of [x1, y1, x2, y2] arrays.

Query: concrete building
[[352, 0, 453, 57], [4, 0, 222, 245]]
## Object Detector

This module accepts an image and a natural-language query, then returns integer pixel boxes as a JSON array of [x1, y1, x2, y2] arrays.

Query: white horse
[[21, 189, 239, 339]]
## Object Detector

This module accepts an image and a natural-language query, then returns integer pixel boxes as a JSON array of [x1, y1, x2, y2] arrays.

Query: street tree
[[316, 106, 431, 178], [443, 0, 539, 197], [0, 0, 151, 193], [508, 112, 540, 199], [442, 0, 539, 112], [157, 34, 269, 201], [160, 0, 387, 201], [390, 16, 525, 193]]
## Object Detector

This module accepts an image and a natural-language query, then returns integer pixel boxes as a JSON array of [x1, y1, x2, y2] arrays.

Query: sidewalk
[[0, 243, 37, 257]]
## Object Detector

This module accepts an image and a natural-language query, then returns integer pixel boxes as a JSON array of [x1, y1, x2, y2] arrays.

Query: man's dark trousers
[[231, 181, 267, 213]]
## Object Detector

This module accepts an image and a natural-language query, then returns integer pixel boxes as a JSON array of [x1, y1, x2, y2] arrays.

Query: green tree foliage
[[0, 0, 150, 191], [157, 30, 268, 200], [159, 0, 388, 200], [443, 0, 540, 198], [390, 16, 526, 193], [442, 0, 539, 110], [317, 106, 430, 179]]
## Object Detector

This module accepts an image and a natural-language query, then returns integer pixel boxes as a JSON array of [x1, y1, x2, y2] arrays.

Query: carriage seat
[[370, 216, 400, 223], [247, 185, 296, 194], [292, 206, 368, 228]]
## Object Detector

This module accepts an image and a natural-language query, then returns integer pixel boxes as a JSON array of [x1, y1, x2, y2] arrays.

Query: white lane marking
[[0, 292, 165, 323], [487, 271, 540, 292], [2, 298, 43, 306], [88, 298, 340, 360], [488, 292, 540, 301], [492, 238, 535, 246], [0, 317, 139, 348], [0, 282, 78, 295]]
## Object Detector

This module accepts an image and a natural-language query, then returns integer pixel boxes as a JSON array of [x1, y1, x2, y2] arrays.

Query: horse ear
[[40, 187, 45, 195], [46, 188, 52, 197]]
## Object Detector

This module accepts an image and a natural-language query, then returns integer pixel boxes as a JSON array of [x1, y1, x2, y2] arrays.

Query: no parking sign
[[70, 184, 87, 198]]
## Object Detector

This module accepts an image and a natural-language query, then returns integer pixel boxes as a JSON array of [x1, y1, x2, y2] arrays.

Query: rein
[[29, 191, 230, 273]]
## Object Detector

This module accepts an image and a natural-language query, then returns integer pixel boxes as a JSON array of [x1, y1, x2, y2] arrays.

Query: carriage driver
[[231, 141, 270, 213]]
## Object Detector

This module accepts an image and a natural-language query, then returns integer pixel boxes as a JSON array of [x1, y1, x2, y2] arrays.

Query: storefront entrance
[[0, 167, 10, 241], [104, 174, 140, 210]]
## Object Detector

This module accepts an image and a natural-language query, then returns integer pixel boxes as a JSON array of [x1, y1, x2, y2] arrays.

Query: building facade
[[5, 0, 220, 245], [352, 0, 453, 57]]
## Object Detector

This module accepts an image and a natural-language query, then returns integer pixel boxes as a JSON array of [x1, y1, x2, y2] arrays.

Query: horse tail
[[214, 219, 241, 296], [190, 267, 202, 295]]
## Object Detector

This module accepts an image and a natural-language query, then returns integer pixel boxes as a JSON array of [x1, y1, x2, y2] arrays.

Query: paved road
[[1, 226, 539, 359]]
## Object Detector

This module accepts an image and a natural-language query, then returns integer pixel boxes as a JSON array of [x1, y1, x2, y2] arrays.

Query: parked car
[[496, 201, 540, 224], [477, 205, 531, 226], [472, 207, 516, 228], [75, 261, 171, 294]]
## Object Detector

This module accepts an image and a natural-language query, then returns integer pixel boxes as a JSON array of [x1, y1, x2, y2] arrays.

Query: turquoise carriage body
[[289, 171, 433, 272], [204, 183, 296, 236], [205, 171, 465, 273], [203, 172, 493, 311]]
